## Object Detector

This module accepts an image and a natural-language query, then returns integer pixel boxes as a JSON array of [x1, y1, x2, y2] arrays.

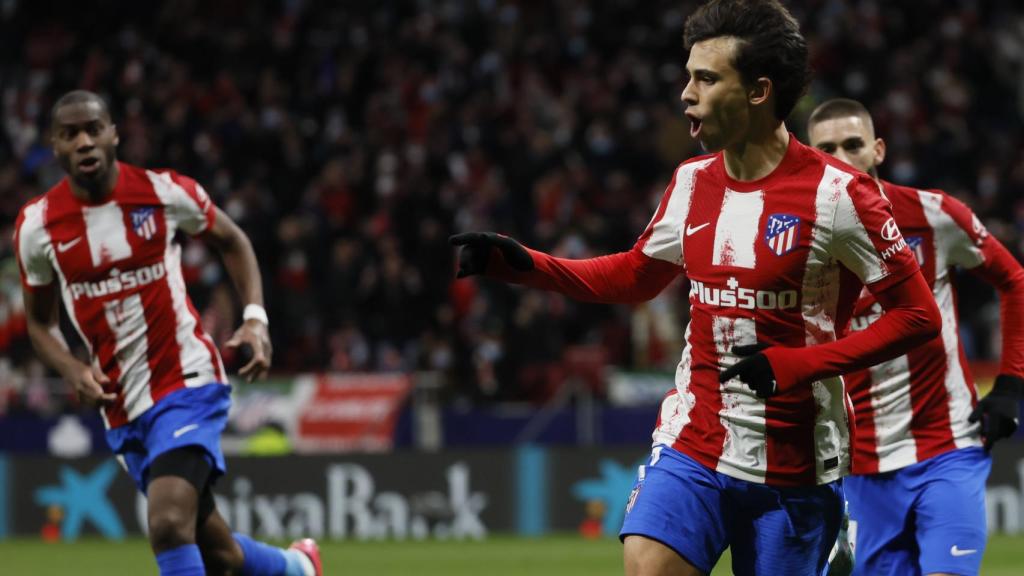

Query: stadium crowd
[[1, 0, 1023, 404]]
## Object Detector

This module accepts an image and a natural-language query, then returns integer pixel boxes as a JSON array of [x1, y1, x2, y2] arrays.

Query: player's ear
[[111, 124, 119, 147], [748, 77, 772, 107], [873, 137, 886, 168]]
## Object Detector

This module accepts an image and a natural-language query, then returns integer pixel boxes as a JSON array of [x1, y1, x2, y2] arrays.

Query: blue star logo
[[572, 457, 644, 536], [34, 460, 125, 540]]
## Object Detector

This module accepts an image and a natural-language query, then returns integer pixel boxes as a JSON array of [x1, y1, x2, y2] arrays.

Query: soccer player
[[808, 97, 1024, 576], [450, 1, 941, 574], [15, 90, 322, 576]]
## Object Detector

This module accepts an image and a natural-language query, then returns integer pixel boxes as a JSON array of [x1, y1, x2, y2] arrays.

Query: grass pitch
[[1, 534, 1021, 575]]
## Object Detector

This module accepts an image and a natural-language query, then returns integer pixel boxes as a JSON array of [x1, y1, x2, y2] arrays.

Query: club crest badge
[[764, 214, 800, 256], [906, 236, 926, 265], [130, 207, 157, 240]]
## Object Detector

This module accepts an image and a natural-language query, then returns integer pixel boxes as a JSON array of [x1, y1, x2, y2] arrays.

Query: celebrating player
[[450, 1, 941, 575], [14, 90, 322, 576], [808, 97, 1024, 576]]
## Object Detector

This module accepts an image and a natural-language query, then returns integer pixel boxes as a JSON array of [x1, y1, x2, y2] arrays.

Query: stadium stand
[[1, 0, 1022, 405]]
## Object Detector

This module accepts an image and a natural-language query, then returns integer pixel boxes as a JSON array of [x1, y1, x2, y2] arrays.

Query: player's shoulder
[[15, 177, 69, 231], [879, 180, 938, 202], [882, 180, 970, 213], [141, 165, 209, 203], [676, 151, 720, 173], [142, 165, 198, 187], [787, 140, 877, 195], [14, 194, 47, 232]]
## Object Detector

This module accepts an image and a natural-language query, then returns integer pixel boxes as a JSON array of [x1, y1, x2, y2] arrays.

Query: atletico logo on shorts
[[764, 214, 801, 256], [130, 207, 157, 240], [906, 236, 926, 265], [625, 484, 641, 515]]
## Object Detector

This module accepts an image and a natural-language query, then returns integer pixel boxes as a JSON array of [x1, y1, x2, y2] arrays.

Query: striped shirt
[[15, 162, 226, 429]]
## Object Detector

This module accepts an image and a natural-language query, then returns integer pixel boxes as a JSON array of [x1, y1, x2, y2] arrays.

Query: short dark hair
[[807, 98, 874, 131], [684, 0, 810, 120], [51, 90, 111, 122]]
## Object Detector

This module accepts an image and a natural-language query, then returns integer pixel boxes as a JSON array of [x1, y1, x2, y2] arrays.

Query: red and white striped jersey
[[845, 182, 1000, 474], [14, 162, 226, 429], [643, 138, 920, 486]]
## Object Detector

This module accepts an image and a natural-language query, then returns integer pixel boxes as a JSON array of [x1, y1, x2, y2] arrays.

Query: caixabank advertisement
[[1, 443, 1022, 541]]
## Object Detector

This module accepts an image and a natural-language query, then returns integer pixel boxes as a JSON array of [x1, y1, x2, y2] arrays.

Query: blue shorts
[[845, 447, 991, 576], [105, 383, 231, 494], [619, 445, 843, 576]]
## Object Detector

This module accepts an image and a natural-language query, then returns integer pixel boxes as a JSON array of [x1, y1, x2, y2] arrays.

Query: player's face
[[51, 101, 119, 191], [808, 115, 885, 175], [681, 37, 754, 152]]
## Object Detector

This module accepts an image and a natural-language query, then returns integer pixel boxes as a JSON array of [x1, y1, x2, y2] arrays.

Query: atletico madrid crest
[[130, 207, 157, 240], [906, 236, 926, 265], [764, 214, 800, 256]]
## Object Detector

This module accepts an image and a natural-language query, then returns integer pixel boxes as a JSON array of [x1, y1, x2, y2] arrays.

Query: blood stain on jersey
[[764, 214, 800, 256]]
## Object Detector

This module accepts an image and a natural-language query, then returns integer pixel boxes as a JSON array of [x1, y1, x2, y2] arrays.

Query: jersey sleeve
[[637, 164, 687, 265], [971, 239, 1024, 378], [166, 172, 217, 236], [930, 191, 988, 269], [830, 173, 920, 290], [13, 200, 54, 290]]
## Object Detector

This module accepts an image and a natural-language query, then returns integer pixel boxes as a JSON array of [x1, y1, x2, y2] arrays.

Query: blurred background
[[1, 0, 1023, 569]]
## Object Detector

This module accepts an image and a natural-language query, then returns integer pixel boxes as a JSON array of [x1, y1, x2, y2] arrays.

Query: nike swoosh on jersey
[[950, 545, 977, 557], [57, 237, 83, 252], [172, 423, 199, 438], [685, 222, 710, 236]]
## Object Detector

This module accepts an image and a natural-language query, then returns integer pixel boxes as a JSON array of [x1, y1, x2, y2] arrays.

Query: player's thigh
[[732, 480, 843, 576], [623, 535, 705, 576], [619, 446, 731, 575], [143, 384, 232, 484], [914, 448, 990, 576], [845, 473, 919, 576], [148, 445, 218, 547]]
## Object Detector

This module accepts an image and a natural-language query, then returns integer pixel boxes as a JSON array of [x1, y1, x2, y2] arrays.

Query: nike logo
[[56, 237, 83, 252], [172, 424, 199, 438], [685, 222, 710, 236], [950, 545, 977, 557]]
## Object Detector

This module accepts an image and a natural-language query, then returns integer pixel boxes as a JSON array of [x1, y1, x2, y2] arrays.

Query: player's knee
[[200, 540, 244, 573], [148, 506, 196, 551]]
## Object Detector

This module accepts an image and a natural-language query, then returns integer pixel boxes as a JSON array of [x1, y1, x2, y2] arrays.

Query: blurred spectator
[[1, 1, 1021, 404]]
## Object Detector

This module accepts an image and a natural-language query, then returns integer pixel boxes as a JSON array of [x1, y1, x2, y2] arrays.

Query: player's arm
[[449, 232, 680, 303], [938, 195, 1024, 448], [723, 272, 940, 397], [450, 169, 685, 302], [22, 283, 115, 406], [201, 206, 271, 381], [723, 173, 941, 396]]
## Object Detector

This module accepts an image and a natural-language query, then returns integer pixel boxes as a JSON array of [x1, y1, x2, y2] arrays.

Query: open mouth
[[686, 113, 702, 138], [77, 157, 101, 174]]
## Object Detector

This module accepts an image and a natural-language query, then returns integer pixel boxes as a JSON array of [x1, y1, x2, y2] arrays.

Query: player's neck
[[722, 122, 789, 182], [69, 162, 120, 203]]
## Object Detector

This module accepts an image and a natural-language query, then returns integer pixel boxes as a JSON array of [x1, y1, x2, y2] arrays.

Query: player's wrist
[[242, 303, 269, 326]]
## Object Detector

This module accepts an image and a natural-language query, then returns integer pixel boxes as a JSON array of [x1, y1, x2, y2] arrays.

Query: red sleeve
[[487, 242, 681, 304], [932, 191, 1024, 377], [764, 271, 941, 389], [969, 238, 1024, 378]]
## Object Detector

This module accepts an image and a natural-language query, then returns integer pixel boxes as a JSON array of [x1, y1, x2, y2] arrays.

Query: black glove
[[719, 343, 777, 399], [449, 232, 534, 278], [968, 374, 1022, 451]]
